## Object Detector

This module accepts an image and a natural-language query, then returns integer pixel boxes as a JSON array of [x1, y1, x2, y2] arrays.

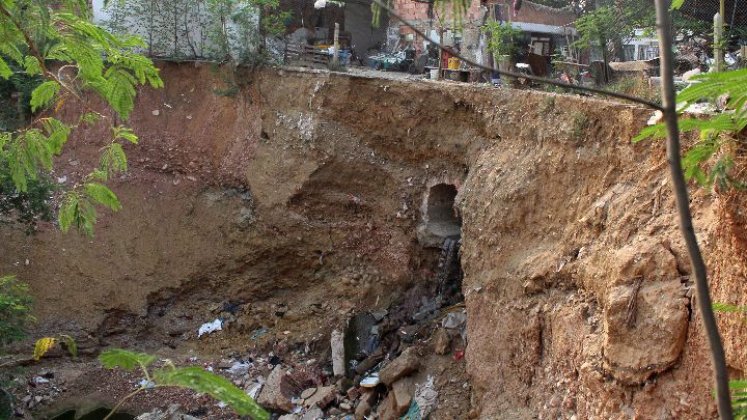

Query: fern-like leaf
[[100, 143, 128, 175], [84, 182, 122, 211], [0, 56, 11, 79], [154, 367, 270, 420], [113, 126, 138, 144], [30, 81, 61, 112], [59, 334, 78, 358], [99, 348, 156, 372]]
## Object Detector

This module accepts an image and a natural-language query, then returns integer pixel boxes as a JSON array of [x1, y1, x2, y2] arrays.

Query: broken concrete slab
[[303, 385, 337, 409], [379, 347, 420, 385], [257, 366, 294, 412], [391, 376, 416, 416], [301, 406, 324, 420], [300, 387, 317, 400]]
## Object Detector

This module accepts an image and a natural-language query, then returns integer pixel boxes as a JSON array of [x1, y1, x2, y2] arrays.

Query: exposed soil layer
[[2, 63, 745, 418]]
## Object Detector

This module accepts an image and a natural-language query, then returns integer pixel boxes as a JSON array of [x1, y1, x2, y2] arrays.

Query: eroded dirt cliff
[[2, 63, 744, 419]]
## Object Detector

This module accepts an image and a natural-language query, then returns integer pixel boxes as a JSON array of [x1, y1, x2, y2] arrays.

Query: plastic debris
[[198, 319, 223, 337], [32, 376, 49, 385], [360, 373, 380, 388], [227, 362, 251, 376], [138, 379, 156, 389], [246, 382, 263, 399], [441, 312, 466, 330], [402, 376, 438, 420], [250, 327, 269, 340]]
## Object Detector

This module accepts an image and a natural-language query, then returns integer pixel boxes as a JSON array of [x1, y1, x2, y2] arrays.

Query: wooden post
[[714, 12, 724, 72], [333, 22, 340, 65], [437, 27, 444, 80]]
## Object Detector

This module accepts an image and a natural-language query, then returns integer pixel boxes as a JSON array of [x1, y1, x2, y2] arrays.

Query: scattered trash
[[197, 319, 222, 337], [246, 382, 263, 399], [453, 350, 465, 361], [441, 311, 467, 330], [250, 327, 269, 340], [227, 362, 251, 376], [137, 379, 156, 389], [360, 373, 380, 388], [32, 377, 49, 385], [402, 376, 438, 420]]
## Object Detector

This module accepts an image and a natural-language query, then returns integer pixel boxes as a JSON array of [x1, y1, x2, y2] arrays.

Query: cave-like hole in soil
[[424, 184, 463, 303], [426, 184, 462, 237]]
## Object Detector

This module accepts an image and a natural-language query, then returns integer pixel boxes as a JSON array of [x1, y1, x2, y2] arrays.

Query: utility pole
[[714, 12, 724, 72], [333, 22, 340, 65]]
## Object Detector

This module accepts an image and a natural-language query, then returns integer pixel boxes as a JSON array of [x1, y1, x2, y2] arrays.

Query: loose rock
[[379, 347, 420, 385]]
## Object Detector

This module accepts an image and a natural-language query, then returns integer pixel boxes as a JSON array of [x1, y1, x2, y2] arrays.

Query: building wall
[[388, 0, 575, 62], [344, 0, 389, 59], [91, 0, 260, 62]]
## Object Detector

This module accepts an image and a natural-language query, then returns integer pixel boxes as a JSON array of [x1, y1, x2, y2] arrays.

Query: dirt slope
[[2, 63, 745, 418]]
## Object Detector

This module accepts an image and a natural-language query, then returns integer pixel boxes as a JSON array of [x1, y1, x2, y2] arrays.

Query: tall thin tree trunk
[[653, 0, 733, 418]]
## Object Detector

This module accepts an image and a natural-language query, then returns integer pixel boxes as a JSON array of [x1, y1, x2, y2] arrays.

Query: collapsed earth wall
[[3, 62, 745, 418]]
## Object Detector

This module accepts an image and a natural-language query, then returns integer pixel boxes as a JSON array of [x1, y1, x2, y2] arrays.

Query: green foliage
[[31, 334, 78, 360], [571, 111, 588, 140], [0, 275, 34, 345], [155, 367, 269, 419], [0, 161, 54, 233], [573, 6, 621, 55], [485, 21, 523, 59], [57, 183, 122, 236], [0, 61, 43, 131], [99, 348, 157, 371], [714, 304, 747, 417], [635, 69, 747, 190], [607, 77, 660, 105], [713, 302, 747, 314], [0, 0, 163, 236], [99, 348, 270, 420]]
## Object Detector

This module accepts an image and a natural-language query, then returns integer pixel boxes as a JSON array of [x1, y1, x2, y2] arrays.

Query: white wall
[[92, 0, 261, 62]]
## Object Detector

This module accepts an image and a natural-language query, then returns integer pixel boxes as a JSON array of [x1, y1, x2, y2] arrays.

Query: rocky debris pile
[[6, 368, 76, 417], [137, 404, 200, 420]]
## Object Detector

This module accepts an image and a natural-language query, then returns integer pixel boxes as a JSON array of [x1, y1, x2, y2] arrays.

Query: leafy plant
[[32, 334, 77, 360], [571, 111, 589, 140], [0, 0, 163, 237], [714, 303, 747, 418], [485, 21, 523, 59], [634, 69, 747, 190], [99, 348, 269, 420], [0, 275, 34, 345]]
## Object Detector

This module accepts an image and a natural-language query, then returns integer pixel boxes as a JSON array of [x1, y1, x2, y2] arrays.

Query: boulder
[[603, 279, 689, 384], [379, 347, 420, 385], [303, 385, 337, 409]]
